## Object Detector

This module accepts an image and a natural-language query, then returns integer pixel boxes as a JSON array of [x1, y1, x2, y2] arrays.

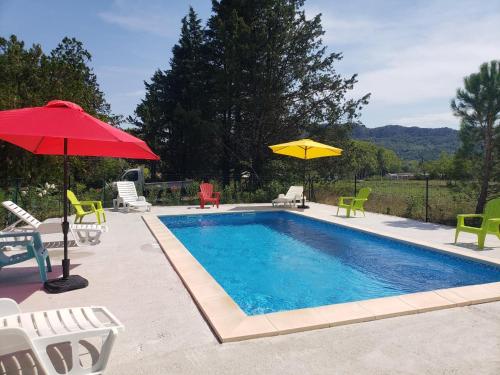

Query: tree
[[130, 8, 212, 179], [206, 0, 369, 184], [424, 152, 454, 180], [451, 61, 500, 213], [133, 2, 369, 185], [0, 35, 123, 187]]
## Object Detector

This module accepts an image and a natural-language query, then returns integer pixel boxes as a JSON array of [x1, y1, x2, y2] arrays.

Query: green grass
[[314, 179, 476, 226], [1, 179, 478, 228]]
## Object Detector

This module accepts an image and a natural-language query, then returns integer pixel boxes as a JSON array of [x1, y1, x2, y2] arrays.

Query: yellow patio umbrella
[[269, 138, 342, 208]]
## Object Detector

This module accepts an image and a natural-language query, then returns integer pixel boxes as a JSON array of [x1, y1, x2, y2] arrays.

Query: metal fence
[[0, 175, 485, 227], [313, 176, 479, 226]]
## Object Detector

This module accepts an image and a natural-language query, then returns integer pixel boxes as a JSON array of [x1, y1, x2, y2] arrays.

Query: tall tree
[[451, 61, 500, 213], [133, 1, 369, 184], [130, 8, 211, 179], [206, 0, 369, 184], [0, 35, 123, 187]]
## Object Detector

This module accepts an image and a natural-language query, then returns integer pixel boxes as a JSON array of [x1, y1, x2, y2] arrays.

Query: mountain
[[352, 124, 459, 160]]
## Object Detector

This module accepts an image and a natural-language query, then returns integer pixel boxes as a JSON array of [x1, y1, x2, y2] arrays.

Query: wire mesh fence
[[0, 175, 486, 227], [314, 177, 477, 226]]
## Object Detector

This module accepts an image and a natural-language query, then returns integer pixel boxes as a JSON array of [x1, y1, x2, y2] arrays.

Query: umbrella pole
[[43, 138, 88, 293], [62, 138, 70, 279], [298, 148, 309, 209]]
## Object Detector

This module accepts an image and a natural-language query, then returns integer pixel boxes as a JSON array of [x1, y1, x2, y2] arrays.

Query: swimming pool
[[159, 211, 500, 315]]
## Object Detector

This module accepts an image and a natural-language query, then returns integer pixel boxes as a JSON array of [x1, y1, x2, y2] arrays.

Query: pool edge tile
[[398, 291, 458, 312], [315, 301, 376, 326], [358, 296, 416, 319], [447, 283, 500, 304], [215, 315, 279, 343], [265, 308, 330, 334]]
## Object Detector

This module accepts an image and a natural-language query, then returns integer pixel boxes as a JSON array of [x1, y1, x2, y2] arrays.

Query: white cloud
[[98, 0, 181, 37], [353, 22, 500, 104], [389, 112, 458, 129], [307, 0, 500, 127]]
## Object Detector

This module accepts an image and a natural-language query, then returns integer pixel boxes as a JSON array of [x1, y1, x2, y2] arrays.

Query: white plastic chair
[[1, 201, 108, 246], [116, 181, 151, 212], [272, 186, 304, 207], [0, 298, 123, 375]]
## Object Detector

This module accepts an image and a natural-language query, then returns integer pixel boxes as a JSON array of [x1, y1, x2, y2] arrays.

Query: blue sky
[[1, 0, 499, 129]]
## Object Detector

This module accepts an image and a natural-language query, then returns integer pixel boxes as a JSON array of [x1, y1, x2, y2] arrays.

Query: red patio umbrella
[[0, 100, 159, 292]]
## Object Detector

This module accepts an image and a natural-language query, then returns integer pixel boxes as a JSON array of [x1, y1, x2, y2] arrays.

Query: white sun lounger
[[272, 186, 304, 207], [116, 181, 151, 212], [1, 201, 107, 246], [0, 298, 124, 375]]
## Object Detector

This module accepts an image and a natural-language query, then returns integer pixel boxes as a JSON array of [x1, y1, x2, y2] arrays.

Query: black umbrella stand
[[44, 138, 89, 293], [297, 147, 309, 209]]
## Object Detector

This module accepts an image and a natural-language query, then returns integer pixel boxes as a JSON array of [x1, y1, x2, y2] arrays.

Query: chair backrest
[[200, 183, 214, 198], [66, 190, 86, 215], [1, 201, 41, 229], [356, 187, 372, 200], [483, 198, 500, 233], [353, 187, 371, 209], [66, 190, 79, 205], [285, 186, 303, 199], [117, 181, 139, 202], [484, 198, 500, 218]]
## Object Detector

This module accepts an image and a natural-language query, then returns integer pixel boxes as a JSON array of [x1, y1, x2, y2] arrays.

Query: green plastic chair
[[455, 198, 500, 249], [67, 190, 106, 224], [0, 231, 52, 282], [336, 187, 372, 218]]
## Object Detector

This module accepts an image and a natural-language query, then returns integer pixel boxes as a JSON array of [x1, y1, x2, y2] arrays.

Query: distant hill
[[352, 124, 459, 160]]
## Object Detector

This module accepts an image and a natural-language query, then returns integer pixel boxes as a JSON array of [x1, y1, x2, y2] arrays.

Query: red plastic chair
[[198, 183, 220, 209]]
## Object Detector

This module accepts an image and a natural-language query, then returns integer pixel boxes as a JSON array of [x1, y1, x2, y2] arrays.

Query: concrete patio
[[1, 203, 499, 374]]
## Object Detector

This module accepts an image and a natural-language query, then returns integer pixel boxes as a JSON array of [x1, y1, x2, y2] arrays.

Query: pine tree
[[133, 1, 369, 184], [205, 0, 370, 184], [452, 61, 500, 213], [130, 7, 211, 179]]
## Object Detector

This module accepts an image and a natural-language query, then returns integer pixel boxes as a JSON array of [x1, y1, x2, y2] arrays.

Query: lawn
[[314, 179, 477, 226]]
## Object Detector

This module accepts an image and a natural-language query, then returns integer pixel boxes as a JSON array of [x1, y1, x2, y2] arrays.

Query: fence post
[[425, 176, 429, 222], [309, 176, 315, 202], [102, 179, 106, 208], [14, 178, 21, 204]]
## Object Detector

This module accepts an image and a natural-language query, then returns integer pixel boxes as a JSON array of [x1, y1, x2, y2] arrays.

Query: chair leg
[[102, 211, 107, 223], [46, 254, 52, 272], [346, 207, 351, 218], [477, 233, 486, 250], [336, 207, 339, 216], [454, 229, 460, 244], [35, 255, 48, 282], [95, 212, 101, 224]]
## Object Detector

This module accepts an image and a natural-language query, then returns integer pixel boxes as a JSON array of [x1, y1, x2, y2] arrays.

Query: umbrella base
[[297, 204, 310, 209], [44, 275, 88, 294]]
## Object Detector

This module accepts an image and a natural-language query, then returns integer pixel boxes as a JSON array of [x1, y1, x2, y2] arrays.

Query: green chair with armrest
[[67, 190, 106, 224], [336, 187, 372, 218], [455, 198, 500, 249]]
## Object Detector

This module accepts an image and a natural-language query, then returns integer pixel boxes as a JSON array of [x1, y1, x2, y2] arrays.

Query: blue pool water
[[159, 211, 500, 315]]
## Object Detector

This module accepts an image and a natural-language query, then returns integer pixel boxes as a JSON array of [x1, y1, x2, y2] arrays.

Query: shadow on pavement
[[0, 264, 80, 303]]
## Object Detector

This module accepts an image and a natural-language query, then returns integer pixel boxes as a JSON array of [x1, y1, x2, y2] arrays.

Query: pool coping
[[142, 209, 500, 343]]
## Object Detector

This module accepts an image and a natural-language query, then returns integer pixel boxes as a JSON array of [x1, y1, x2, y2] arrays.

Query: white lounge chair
[[116, 181, 151, 212], [1, 201, 107, 246], [0, 298, 123, 375], [272, 186, 304, 207]]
